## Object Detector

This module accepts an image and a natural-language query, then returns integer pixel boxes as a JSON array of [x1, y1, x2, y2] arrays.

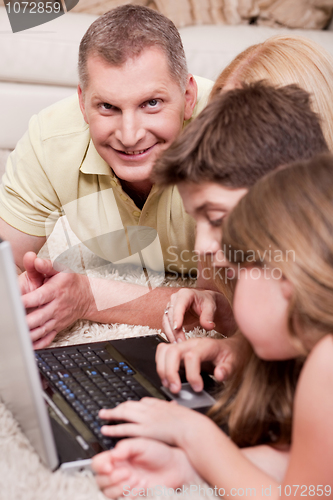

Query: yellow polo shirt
[[0, 76, 213, 275]]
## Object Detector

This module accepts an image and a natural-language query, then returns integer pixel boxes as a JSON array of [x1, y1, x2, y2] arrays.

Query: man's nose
[[114, 111, 145, 147]]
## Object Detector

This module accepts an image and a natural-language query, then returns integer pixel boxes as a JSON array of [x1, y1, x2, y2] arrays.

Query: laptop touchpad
[[161, 383, 216, 410]]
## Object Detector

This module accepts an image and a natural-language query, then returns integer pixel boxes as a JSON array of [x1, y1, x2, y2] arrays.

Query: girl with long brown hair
[[92, 154, 333, 497]]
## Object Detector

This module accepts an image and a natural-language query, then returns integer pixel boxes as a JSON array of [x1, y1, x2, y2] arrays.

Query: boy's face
[[177, 182, 248, 266], [78, 48, 197, 194]]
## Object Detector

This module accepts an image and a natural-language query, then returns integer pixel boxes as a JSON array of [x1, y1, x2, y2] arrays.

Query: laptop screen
[[0, 240, 59, 469]]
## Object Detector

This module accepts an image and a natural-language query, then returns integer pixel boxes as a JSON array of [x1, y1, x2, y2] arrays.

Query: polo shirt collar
[[79, 139, 116, 177], [79, 138, 160, 198]]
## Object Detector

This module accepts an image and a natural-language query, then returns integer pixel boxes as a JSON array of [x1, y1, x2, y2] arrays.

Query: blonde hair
[[209, 154, 333, 447], [210, 36, 333, 151]]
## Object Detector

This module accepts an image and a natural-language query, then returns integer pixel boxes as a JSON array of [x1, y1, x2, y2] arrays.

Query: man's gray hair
[[78, 5, 188, 92]]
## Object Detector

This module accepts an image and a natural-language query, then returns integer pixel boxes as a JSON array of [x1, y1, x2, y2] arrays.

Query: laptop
[[0, 239, 217, 473]]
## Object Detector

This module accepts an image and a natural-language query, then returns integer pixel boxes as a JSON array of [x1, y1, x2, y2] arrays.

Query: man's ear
[[184, 75, 198, 121], [77, 84, 88, 124], [281, 276, 294, 301]]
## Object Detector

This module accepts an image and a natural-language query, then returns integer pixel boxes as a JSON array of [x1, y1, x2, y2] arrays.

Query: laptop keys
[[37, 344, 146, 450]]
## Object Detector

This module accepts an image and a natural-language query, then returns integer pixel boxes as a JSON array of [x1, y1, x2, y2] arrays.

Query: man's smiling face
[[78, 48, 196, 193]]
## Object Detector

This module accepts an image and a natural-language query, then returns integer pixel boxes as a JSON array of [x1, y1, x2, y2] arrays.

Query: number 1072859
[[277, 485, 331, 496], [5, 2, 62, 14]]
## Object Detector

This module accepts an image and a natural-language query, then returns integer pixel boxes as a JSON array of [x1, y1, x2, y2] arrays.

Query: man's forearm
[[22, 269, 238, 343], [84, 278, 237, 333], [0, 217, 46, 272], [83, 276, 178, 330]]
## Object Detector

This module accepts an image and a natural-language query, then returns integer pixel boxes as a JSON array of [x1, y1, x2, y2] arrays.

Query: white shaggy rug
[[0, 217, 219, 500]]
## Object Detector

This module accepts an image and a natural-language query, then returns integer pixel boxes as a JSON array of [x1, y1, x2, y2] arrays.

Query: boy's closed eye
[[209, 218, 224, 227]]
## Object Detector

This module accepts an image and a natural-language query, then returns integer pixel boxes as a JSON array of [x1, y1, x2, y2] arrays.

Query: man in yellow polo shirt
[[0, 5, 217, 347]]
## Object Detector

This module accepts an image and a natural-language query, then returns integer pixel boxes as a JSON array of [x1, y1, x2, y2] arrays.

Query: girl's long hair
[[208, 154, 333, 447]]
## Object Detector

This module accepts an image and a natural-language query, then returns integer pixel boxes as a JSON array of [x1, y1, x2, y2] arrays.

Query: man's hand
[[21, 257, 93, 349], [163, 288, 236, 343], [163, 289, 219, 343], [19, 255, 185, 349], [19, 252, 46, 295], [19, 252, 60, 347], [92, 437, 199, 498], [156, 334, 249, 394]]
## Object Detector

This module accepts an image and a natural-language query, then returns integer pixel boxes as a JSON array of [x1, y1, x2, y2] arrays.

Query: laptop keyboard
[[35, 344, 150, 449]]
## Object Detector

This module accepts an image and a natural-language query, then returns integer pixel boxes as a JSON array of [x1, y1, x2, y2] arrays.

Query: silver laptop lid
[[0, 240, 58, 470]]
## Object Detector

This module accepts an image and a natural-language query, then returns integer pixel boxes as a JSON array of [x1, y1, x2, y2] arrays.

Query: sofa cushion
[[1, 7, 333, 87], [70, 0, 333, 30], [180, 24, 333, 81], [1, 6, 333, 149], [0, 82, 75, 149], [0, 8, 97, 87]]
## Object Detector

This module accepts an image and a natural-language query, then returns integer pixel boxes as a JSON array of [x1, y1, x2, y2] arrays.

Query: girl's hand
[[99, 398, 212, 448], [156, 336, 243, 394], [92, 437, 200, 498], [163, 289, 218, 343]]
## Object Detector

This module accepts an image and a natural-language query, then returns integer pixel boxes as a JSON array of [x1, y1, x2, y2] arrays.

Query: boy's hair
[[153, 82, 328, 188], [78, 5, 188, 92]]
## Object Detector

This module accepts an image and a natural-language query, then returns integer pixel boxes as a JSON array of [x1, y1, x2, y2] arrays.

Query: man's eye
[[101, 103, 113, 110], [142, 99, 160, 109], [209, 218, 223, 227]]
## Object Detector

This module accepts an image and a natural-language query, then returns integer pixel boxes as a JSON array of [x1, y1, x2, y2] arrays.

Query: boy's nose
[[195, 228, 221, 257]]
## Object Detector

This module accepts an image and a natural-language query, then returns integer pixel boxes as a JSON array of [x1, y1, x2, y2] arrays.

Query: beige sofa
[[0, 5, 333, 150]]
